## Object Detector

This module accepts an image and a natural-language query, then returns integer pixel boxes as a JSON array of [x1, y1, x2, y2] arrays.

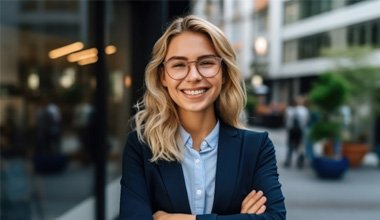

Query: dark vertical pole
[[130, 1, 167, 114], [129, 0, 190, 114], [92, 1, 107, 220]]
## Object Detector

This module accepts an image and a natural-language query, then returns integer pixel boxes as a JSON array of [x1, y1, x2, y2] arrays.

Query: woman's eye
[[171, 62, 186, 68], [199, 60, 216, 66]]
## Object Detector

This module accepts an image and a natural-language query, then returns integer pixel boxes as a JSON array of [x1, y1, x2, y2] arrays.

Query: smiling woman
[[160, 32, 224, 124], [119, 15, 286, 220]]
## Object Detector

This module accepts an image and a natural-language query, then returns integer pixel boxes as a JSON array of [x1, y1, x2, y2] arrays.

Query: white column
[[268, 0, 283, 77], [223, 0, 234, 38], [240, 0, 253, 79], [193, 0, 206, 17]]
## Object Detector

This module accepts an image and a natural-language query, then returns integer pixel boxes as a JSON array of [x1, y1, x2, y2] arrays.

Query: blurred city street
[[250, 126, 380, 220], [12, 126, 380, 220]]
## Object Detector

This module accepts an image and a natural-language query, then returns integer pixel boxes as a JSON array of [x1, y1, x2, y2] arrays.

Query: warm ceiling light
[[105, 45, 117, 55], [78, 56, 98, 66], [49, 42, 84, 59], [124, 75, 132, 88], [28, 72, 39, 90], [67, 48, 98, 62]]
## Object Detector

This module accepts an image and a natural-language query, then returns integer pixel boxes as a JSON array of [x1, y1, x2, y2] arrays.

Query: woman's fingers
[[241, 190, 267, 214], [245, 195, 267, 214], [241, 190, 256, 206], [256, 205, 266, 214]]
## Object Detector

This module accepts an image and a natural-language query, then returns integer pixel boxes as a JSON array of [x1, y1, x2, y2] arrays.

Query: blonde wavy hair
[[134, 15, 246, 162]]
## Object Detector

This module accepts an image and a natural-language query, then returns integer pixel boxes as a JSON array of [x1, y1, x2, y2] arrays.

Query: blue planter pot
[[312, 156, 349, 179]]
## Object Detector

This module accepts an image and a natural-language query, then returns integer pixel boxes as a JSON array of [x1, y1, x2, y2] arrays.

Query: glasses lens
[[165, 59, 188, 79], [197, 57, 221, 77]]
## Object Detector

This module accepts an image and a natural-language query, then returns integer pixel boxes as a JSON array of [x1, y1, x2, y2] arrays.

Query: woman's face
[[161, 31, 224, 116]]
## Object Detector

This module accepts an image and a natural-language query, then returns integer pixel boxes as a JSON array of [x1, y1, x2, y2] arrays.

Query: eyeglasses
[[162, 56, 223, 80]]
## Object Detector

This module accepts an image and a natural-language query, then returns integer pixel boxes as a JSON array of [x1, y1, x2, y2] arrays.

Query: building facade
[[273, 0, 380, 103], [194, 0, 380, 103]]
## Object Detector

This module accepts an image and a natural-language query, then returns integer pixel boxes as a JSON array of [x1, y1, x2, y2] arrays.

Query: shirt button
[[195, 159, 200, 164], [196, 189, 202, 196]]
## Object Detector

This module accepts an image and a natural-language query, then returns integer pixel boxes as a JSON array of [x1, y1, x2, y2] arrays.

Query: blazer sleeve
[[196, 132, 286, 220], [119, 132, 154, 220]]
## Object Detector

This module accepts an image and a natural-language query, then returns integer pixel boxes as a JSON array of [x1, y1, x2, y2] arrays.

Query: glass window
[[0, 1, 131, 219], [283, 40, 298, 63], [257, 10, 268, 32], [284, 0, 299, 25], [371, 20, 379, 47], [347, 19, 380, 47], [300, 0, 332, 19], [285, 32, 333, 62], [284, 0, 370, 24]]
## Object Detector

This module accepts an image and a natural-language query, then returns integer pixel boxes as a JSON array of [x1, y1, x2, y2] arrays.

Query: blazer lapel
[[158, 160, 191, 213], [212, 123, 241, 213]]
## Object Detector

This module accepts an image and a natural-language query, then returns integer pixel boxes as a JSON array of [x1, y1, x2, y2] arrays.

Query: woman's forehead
[[165, 32, 216, 59]]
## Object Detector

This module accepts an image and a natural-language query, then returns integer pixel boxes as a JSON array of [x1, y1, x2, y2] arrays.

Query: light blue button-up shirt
[[179, 121, 219, 215]]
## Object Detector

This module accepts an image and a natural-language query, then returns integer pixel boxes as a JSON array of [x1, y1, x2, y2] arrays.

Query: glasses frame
[[162, 56, 223, 80]]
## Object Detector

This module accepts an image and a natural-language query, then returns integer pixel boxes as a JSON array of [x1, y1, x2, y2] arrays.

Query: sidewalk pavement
[[250, 126, 380, 220]]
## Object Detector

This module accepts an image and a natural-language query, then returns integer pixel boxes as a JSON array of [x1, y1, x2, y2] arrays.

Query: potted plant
[[308, 72, 350, 179], [322, 47, 380, 167], [338, 66, 380, 167]]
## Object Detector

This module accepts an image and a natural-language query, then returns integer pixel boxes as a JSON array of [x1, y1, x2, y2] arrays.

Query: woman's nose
[[186, 63, 202, 81]]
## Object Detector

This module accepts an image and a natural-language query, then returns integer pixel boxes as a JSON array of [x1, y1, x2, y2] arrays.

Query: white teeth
[[183, 89, 206, 95]]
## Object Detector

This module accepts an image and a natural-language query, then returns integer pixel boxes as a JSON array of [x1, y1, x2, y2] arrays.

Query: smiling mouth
[[182, 89, 207, 96]]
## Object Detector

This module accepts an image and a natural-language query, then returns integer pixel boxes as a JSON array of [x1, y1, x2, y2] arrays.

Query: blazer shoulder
[[127, 129, 150, 145], [126, 129, 139, 141], [237, 127, 270, 142], [220, 123, 270, 143], [233, 128, 274, 158], [125, 129, 151, 153]]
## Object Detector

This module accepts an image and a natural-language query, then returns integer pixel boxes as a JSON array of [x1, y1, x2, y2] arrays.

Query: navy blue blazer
[[119, 123, 286, 220]]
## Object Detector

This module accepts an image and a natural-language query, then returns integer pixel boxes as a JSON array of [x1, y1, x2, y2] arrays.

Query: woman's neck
[[179, 110, 217, 151]]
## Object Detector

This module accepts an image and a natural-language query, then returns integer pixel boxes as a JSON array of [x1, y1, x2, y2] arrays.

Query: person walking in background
[[36, 97, 61, 154], [119, 15, 285, 220], [284, 97, 309, 168], [73, 98, 94, 164], [304, 97, 319, 164], [46, 100, 62, 153]]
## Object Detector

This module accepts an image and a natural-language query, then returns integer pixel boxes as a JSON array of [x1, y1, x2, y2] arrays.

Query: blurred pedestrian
[[46, 100, 61, 152], [284, 97, 309, 168], [73, 98, 94, 163], [36, 97, 61, 154], [119, 15, 285, 219], [304, 97, 319, 164]]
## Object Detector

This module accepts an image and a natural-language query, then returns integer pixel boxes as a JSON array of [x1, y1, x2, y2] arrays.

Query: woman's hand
[[153, 210, 195, 220], [241, 190, 267, 214]]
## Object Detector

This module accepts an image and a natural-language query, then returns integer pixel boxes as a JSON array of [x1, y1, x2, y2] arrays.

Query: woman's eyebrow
[[165, 56, 187, 62], [165, 54, 217, 62]]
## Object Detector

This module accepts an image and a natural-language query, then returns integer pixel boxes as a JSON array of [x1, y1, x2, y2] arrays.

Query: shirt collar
[[179, 120, 220, 152]]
